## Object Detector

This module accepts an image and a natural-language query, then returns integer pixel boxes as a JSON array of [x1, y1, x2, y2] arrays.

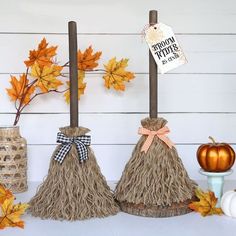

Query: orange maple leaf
[[6, 74, 35, 105], [103, 57, 135, 91], [31, 63, 63, 93], [64, 70, 86, 103], [188, 188, 223, 217], [24, 38, 57, 67], [78, 46, 102, 70], [0, 197, 29, 230], [0, 184, 13, 204]]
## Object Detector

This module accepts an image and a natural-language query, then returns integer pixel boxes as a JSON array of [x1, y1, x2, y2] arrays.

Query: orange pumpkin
[[197, 136, 235, 172]]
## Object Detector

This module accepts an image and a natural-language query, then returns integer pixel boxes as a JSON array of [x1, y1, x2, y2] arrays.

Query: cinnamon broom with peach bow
[[114, 10, 197, 217]]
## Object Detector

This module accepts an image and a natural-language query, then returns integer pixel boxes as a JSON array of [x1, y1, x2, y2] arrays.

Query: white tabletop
[[1, 181, 236, 236]]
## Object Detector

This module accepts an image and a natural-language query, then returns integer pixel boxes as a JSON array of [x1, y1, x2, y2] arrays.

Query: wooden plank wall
[[0, 0, 236, 181]]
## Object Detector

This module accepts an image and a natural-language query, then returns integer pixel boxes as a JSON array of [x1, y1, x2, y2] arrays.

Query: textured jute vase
[[115, 117, 197, 217], [0, 126, 27, 193]]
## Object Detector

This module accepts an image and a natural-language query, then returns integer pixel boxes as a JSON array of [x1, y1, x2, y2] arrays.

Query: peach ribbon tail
[[138, 126, 174, 153]]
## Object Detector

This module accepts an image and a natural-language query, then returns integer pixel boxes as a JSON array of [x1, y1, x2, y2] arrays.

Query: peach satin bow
[[138, 126, 174, 153]]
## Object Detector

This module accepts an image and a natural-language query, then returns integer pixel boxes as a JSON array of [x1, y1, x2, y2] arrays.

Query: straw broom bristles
[[29, 126, 119, 220], [115, 117, 197, 217]]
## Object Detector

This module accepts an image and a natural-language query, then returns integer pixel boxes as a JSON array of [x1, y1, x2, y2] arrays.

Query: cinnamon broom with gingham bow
[[28, 21, 119, 221]]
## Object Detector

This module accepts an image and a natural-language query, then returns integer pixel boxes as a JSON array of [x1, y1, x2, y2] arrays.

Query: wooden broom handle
[[68, 21, 79, 127], [149, 10, 158, 118]]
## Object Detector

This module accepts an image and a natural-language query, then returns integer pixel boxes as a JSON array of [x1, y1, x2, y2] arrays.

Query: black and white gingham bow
[[54, 132, 91, 164]]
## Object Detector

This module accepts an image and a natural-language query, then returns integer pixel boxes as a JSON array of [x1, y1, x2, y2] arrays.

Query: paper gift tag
[[145, 23, 187, 74]]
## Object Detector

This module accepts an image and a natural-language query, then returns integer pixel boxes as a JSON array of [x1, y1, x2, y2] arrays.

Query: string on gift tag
[[141, 24, 151, 42]]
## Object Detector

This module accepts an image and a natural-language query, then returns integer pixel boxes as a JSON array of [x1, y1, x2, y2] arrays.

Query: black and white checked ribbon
[[54, 132, 91, 164]]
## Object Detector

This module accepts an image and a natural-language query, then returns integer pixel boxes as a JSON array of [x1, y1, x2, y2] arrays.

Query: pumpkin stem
[[209, 136, 216, 144]]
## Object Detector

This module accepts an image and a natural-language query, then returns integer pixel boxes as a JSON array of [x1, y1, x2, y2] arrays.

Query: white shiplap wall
[[0, 0, 236, 181]]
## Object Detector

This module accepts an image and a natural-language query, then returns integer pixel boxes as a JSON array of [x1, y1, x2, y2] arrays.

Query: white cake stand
[[199, 168, 233, 207]]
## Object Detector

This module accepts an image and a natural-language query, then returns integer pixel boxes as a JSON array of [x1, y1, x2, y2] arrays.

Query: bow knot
[[54, 132, 91, 164], [150, 130, 157, 135], [138, 126, 174, 153]]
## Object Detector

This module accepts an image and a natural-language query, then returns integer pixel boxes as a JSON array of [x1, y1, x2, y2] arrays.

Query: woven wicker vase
[[0, 126, 27, 193]]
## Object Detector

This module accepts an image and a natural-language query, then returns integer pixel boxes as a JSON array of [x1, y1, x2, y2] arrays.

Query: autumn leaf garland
[[189, 188, 223, 217], [31, 64, 63, 93], [6, 74, 35, 105], [0, 185, 28, 230], [103, 58, 135, 91], [24, 38, 57, 67], [0, 184, 13, 204], [64, 70, 86, 103], [0, 198, 28, 229], [78, 45, 102, 70], [6, 38, 135, 125]]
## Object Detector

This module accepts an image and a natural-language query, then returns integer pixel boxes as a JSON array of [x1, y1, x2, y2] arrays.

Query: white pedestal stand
[[199, 168, 233, 207]]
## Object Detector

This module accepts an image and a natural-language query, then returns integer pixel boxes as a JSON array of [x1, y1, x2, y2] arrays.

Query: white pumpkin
[[221, 190, 236, 217]]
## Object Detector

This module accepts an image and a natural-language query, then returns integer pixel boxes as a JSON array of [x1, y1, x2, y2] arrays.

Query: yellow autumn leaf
[[0, 197, 29, 229], [64, 70, 86, 103], [31, 63, 63, 92], [188, 188, 223, 217], [103, 57, 135, 91], [0, 184, 13, 204]]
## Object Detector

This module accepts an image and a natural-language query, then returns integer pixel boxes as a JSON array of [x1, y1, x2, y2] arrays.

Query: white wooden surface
[[2, 181, 236, 236], [0, 0, 236, 183]]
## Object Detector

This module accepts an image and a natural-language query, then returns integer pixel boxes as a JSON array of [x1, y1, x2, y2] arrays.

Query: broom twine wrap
[[115, 117, 197, 217], [0, 126, 27, 193]]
